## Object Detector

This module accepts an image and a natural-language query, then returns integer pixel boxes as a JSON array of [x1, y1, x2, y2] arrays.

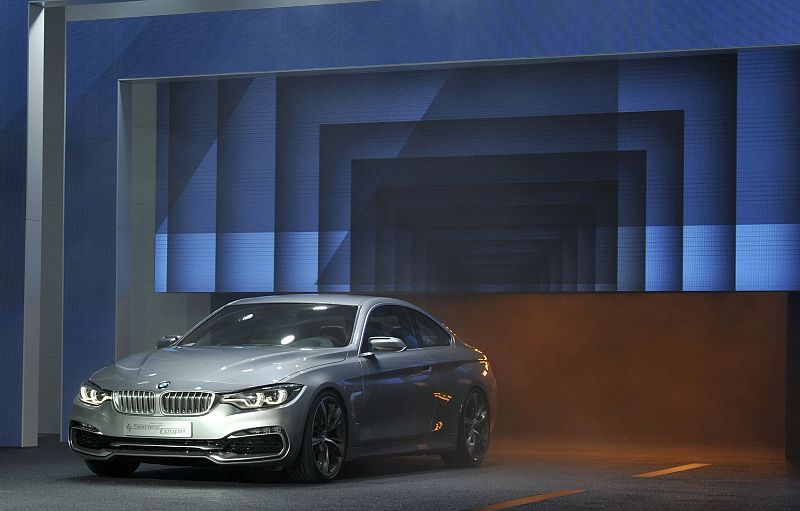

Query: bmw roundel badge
[[157, 381, 170, 389]]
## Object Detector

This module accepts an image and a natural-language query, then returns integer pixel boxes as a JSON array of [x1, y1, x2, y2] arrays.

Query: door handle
[[413, 365, 432, 375]]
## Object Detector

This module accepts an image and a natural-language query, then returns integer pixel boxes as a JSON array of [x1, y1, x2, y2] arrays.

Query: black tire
[[441, 389, 490, 467], [287, 390, 348, 483], [84, 458, 140, 477]]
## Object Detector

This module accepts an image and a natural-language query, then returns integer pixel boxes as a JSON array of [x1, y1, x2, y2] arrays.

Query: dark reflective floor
[[1, 436, 798, 510]]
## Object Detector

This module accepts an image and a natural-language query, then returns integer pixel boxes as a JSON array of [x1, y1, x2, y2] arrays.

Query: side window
[[410, 310, 451, 348], [362, 305, 421, 349]]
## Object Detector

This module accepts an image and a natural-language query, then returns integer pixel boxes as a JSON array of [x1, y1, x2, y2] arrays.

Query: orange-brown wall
[[403, 293, 786, 449]]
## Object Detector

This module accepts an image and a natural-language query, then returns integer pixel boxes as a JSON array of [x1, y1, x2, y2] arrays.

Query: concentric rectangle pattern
[[153, 53, 800, 293]]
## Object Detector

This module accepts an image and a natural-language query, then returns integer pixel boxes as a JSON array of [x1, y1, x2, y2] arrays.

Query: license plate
[[123, 419, 192, 438]]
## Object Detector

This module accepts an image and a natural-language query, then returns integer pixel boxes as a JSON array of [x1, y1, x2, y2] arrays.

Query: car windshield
[[177, 303, 357, 349]]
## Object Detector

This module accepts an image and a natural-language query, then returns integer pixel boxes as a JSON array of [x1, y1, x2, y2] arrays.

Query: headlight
[[78, 381, 112, 407], [221, 384, 303, 410]]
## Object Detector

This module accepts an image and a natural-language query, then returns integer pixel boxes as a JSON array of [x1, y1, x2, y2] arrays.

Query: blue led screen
[[154, 52, 800, 293]]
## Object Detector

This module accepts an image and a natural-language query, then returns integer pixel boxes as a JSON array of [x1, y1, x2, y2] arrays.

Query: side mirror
[[367, 336, 407, 353], [156, 335, 181, 349]]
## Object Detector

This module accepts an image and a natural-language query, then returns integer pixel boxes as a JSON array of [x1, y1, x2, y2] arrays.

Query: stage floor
[[0, 437, 797, 510]]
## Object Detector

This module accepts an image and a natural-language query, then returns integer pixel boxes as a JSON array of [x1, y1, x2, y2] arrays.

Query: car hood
[[89, 346, 348, 392]]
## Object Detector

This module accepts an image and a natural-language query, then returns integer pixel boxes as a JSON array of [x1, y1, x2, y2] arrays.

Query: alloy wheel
[[463, 391, 490, 461], [310, 395, 346, 478]]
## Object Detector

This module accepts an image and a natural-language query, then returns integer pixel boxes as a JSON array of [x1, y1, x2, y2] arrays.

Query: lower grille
[[161, 391, 214, 416], [70, 424, 286, 460], [73, 428, 221, 452], [74, 428, 108, 450], [113, 390, 156, 415], [225, 435, 285, 456]]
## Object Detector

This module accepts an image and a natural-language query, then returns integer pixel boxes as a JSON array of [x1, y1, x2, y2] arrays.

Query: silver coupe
[[69, 295, 496, 482]]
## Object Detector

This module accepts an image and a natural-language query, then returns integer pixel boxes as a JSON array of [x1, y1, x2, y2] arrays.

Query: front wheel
[[84, 458, 140, 477], [441, 389, 490, 467], [287, 391, 348, 483]]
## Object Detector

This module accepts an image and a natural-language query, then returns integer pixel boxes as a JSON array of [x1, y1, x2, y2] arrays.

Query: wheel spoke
[[327, 402, 343, 433], [324, 437, 345, 457], [472, 428, 486, 447], [317, 401, 329, 432], [317, 443, 329, 474], [465, 394, 477, 419]]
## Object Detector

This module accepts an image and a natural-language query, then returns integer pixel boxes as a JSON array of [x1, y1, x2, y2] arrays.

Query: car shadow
[[62, 455, 490, 487], [338, 455, 459, 481]]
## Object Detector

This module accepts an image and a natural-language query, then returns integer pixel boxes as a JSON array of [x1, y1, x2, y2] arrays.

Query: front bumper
[[69, 393, 308, 465]]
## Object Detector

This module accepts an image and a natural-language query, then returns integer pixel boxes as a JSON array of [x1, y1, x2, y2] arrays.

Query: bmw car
[[69, 295, 496, 482]]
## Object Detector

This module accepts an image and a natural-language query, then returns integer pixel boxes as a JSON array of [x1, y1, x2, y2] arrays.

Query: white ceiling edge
[[65, 0, 378, 21]]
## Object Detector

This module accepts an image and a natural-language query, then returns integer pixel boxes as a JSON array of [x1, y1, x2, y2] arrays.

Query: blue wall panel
[[618, 57, 737, 291], [0, 1, 27, 445], [736, 50, 800, 290], [155, 83, 170, 292], [155, 78, 277, 292], [216, 77, 277, 292], [166, 80, 218, 292]]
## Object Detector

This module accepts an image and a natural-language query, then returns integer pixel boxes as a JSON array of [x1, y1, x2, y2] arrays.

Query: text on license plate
[[123, 419, 192, 438]]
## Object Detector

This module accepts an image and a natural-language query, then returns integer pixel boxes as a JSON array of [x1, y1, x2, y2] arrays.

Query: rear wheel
[[441, 389, 490, 467], [287, 391, 347, 483], [84, 458, 140, 477]]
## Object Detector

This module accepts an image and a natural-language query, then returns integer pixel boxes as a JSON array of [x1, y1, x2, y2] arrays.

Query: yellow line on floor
[[633, 463, 710, 478], [468, 489, 586, 511]]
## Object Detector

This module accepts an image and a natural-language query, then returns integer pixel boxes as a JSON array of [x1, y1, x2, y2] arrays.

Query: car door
[[356, 305, 438, 444], [407, 308, 459, 434]]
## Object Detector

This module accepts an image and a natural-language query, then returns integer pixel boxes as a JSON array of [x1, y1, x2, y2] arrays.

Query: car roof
[[227, 294, 412, 308]]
